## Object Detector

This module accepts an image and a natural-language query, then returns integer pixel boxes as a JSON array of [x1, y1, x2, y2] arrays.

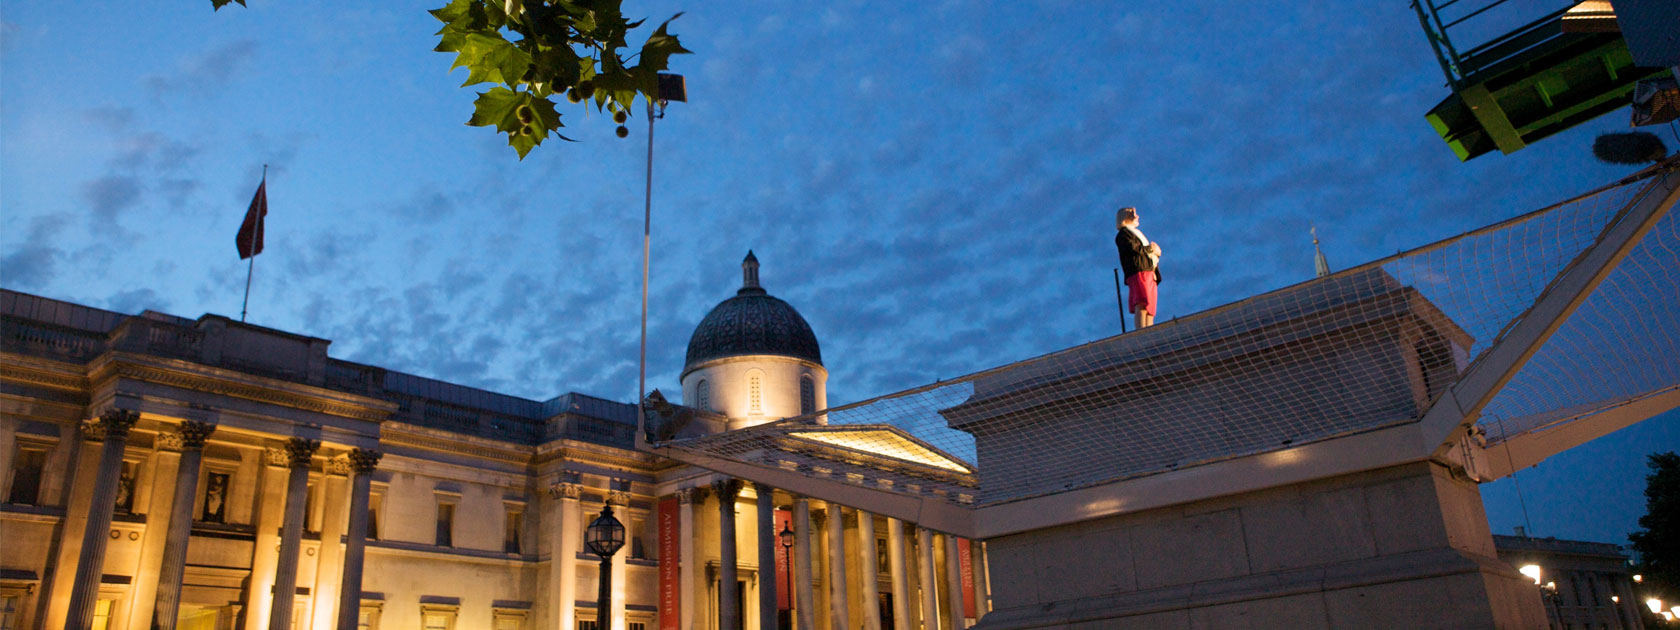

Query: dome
[[683, 252, 822, 374]]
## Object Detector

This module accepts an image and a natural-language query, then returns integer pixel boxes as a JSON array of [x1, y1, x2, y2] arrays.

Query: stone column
[[608, 489, 631, 630], [755, 484, 778, 630], [969, 542, 988, 621], [268, 438, 320, 630], [64, 409, 139, 630], [714, 479, 741, 630], [550, 482, 582, 630], [825, 502, 850, 630], [793, 499, 816, 630], [916, 528, 939, 630], [857, 511, 882, 630], [942, 535, 966, 630], [153, 421, 217, 630], [679, 488, 699, 630], [335, 449, 381, 630], [886, 519, 912, 630]]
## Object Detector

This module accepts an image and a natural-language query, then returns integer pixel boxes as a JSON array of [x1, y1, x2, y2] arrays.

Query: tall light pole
[[586, 506, 626, 627], [637, 73, 687, 444]]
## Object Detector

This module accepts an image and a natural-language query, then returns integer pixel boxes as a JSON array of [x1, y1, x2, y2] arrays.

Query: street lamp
[[634, 72, 686, 445], [779, 523, 794, 630], [586, 506, 626, 627]]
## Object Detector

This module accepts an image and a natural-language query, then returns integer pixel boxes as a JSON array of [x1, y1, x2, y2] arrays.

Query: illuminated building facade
[[0, 254, 985, 630]]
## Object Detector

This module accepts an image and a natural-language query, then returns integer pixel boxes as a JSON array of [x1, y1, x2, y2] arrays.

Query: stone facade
[[1, 288, 982, 630]]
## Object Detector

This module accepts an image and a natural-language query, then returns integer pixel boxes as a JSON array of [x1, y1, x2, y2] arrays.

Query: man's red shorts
[[1125, 271, 1157, 317]]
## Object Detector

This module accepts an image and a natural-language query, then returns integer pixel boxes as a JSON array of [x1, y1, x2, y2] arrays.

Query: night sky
[[2, 1, 1674, 547]]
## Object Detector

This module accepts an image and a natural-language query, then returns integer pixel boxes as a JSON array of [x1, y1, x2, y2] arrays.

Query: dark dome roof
[[684, 252, 822, 372]]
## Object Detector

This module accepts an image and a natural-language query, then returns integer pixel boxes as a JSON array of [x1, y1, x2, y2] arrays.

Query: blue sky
[[1, 1, 1673, 546]]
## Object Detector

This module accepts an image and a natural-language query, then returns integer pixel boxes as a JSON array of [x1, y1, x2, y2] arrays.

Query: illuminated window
[[6, 446, 47, 505], [800, 376, 815, 415], [420, 604, 458, 630], [749, 373, 762, 414], [90, 598, 115, 630], [201, 471, 230, 523], [305, 480, 322, 534], [696, 380, 709, 411], [577, 619, 599, 630], [493, 609, 528, 630], [357, 602, 382, 630]]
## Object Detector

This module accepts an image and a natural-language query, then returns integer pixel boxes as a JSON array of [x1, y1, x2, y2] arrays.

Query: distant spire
[[1312, 227, 1331, 278], [739, 250, 765, 295]]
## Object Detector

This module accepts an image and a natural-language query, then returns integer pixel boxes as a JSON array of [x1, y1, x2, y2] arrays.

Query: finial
[[740, 250, 765, 295], [1312, 226, 1331, 278]]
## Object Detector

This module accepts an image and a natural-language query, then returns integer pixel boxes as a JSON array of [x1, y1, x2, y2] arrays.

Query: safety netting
[[650, 162, 1680, 509]]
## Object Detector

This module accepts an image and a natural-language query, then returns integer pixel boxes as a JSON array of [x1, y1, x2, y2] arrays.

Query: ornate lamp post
[[779, 524, 795, 630], [586, 505, 626, 627]]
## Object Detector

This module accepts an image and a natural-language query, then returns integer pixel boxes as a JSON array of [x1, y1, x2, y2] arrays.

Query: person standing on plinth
[[1114, 206, 1162, 329]]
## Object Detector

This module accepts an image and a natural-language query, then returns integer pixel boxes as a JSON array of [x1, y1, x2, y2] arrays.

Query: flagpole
[[240, 164, 266, 322]]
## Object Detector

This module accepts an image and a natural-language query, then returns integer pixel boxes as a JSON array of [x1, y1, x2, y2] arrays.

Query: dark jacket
[[1115, 229, 1161, 281]]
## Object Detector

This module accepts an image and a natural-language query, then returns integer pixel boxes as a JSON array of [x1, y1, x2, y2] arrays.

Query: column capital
[[607, 489, 631, 506], [348, 448, 383, 473], [178, 421, 217, 450], [82, 408, 140, 442], [283, 438, 321, 467], [751, 481, 776, 497], [677, 486, 704, 504], [711, 478, 741, 500], [549, 482, 582, 501]]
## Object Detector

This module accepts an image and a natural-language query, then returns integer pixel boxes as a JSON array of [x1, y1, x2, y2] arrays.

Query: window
[[114, 460, 139, 514], [749, 372, 762, 415], [799, 376, 815, 415], [631, 517, 646, 559], [420, 604, 458, 630], [201, 471, 230, 523], [493, 610, 528, 630], [90, 598, 115, 630], [505, 506, 524, 553], [695, 380, 709, 411], [577, 620, 599, 630], [436, 502, 455, 547], [1, 592, 21, 630], [629, 623, 646, 630], [357, 602, 382, 630], [367, 492, 383, 540], [305, 481, 322, 534], [6, 447, 47, 505]]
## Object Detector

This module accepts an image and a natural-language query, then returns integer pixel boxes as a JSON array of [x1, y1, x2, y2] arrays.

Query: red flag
[[236, 179, 267, 259]]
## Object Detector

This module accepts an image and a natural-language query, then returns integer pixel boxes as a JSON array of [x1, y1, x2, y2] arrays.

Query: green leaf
[[211, 0, 247, 9], [636, 14, 690, 74]]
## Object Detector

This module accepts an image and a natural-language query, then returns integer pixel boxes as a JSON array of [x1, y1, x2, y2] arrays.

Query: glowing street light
[[1648, 597, 1664, 614], [1634, 574, 1644, 583], [1519, 565, 1542, 584], [586, 506, 626, 627]]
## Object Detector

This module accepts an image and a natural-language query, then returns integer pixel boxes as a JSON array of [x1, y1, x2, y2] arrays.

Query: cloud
[[82, 175, 142, 221], [105, 288, 168, 314], [144, 39, 258, 96], [0, 215, 70, 290]]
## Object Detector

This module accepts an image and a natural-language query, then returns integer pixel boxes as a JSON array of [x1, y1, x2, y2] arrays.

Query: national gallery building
[[0, 254, 986, 630]]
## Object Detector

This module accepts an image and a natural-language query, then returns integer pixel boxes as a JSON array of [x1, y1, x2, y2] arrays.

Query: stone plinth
[[975, 462, 1547, 630]]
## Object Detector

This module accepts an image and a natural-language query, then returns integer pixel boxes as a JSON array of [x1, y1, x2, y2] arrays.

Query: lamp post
[[635, 72, 686, 444], [586, 506, 626, 628], [779, 524, 795, 630]]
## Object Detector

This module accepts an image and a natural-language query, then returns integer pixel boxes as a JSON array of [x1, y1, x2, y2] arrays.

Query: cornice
[[88, 353, 396, 422], [379, 423, 533, 467], [0, 353, 91, 392], [534, 439, 661, 471]]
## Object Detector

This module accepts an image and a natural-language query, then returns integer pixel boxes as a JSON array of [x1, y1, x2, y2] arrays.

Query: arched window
[[800, 376, 815, 414], [695, 380, 709, 411], [749, 372, 763, 414]]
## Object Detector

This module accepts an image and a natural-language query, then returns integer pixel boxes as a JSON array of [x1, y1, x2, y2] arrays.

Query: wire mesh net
[[651, 165, 1679, 509]]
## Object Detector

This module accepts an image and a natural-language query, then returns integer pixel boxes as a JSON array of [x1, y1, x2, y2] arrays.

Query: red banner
[[958, 539, 976, 619], [659, 497, 680, 630], [775, 509, 793, 610]]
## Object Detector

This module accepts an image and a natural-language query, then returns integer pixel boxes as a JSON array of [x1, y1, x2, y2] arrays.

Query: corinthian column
[[917, 528, 939, 630], [64, 409, 140, 630], [550, 481, 582, 630], [268, 438, 320, 630], [886, 519, 912, 630], [335, 448, 382, 630], [608, 488, 631, 630], [792, 499, 815, 630], [714, 479, 742, 630], [754, 484, 777, 630], [153, 421, 217, 630], [679, 487, 700, 630], [825, 502, 849, 630], [856, 510, 881, 630]]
